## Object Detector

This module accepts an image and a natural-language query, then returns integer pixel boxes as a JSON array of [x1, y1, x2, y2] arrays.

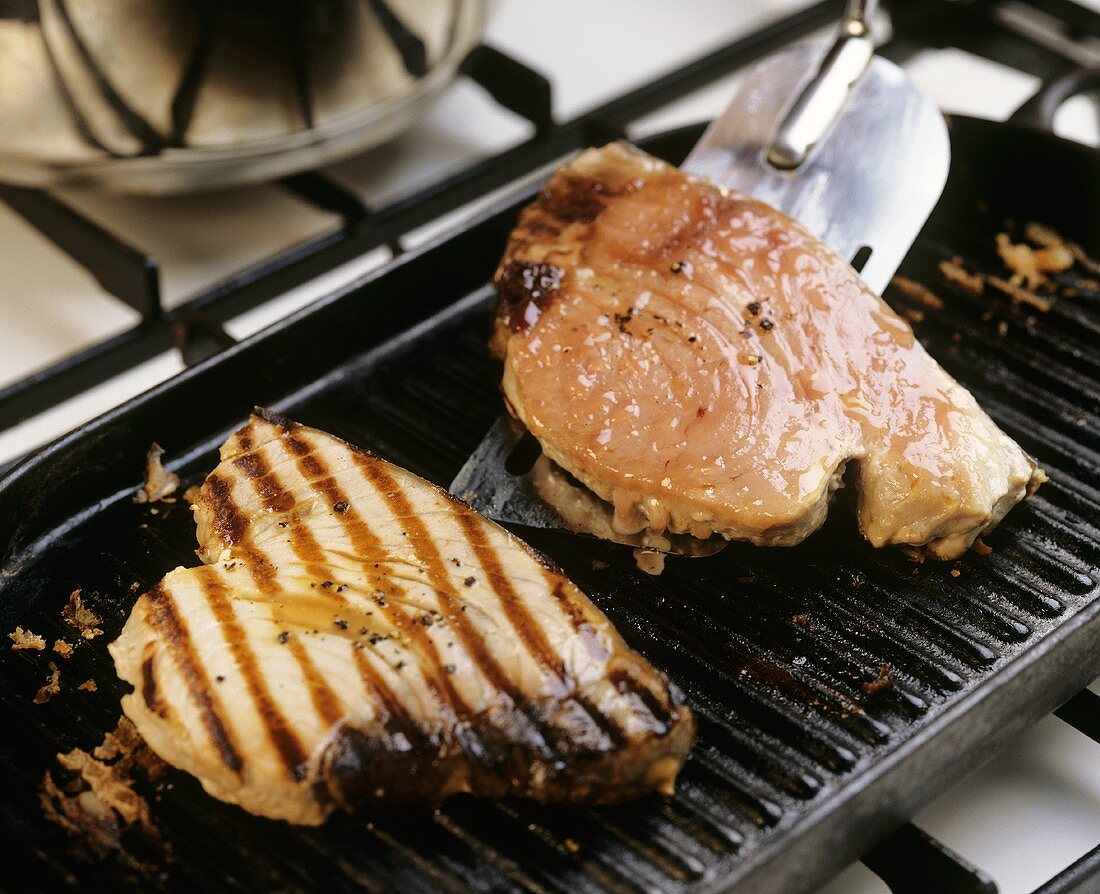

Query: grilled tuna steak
[[110, 411, 694, 825], [490, 143, 1044, 559]]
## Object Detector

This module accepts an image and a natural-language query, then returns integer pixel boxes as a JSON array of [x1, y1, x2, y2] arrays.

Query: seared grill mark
[[285, 635, 344, 728], [351, 648, 430, 749], [610, 668, 673, 732], [278, 433, 467, 722], [356, 457, 521, 700], [145, 584, 242, 773], [204, 473, 247, 547], [231, 446, 357, 733], [542, 570, 588, 633], [196, 570, 309, 779], [455, 509, 568, 690], [234, 451, 295, 513], [355, 454, 564, 761], [573, 694, 627, 749], [141, 655, 166, 718]]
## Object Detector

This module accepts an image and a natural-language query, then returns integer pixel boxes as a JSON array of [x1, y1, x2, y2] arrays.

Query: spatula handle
[[766, 0, 879, 170]]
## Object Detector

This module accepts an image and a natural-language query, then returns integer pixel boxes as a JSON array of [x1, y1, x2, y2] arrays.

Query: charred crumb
[[277, 631, 289, 645], [333, 619, 349, 630], [9, 626, 46, 651], [861, 664, 894, 696], [34, 662, 62, 704], [463, 577, 476, 587], [39, 717, 166, 870], [320, 580, 333, 589], [739, 328, 753, 338], [215, 675, 226, 683], [987, 275, 1052, 313], [420, 614, 434, 627], [62, 590, 103, 641], [892, 276, 946, 309], [133, 443, 180, 504], [937, 259, 981, 297], [746, 302, 761, 316], [900, 546, 925, 564], [759, 318, 774, 331], [444, 664, 457, 674], [333, 501, 350, 514]]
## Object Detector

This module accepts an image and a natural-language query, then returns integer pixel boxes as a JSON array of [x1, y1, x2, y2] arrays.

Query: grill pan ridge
[[0, 118, 1097, 894]]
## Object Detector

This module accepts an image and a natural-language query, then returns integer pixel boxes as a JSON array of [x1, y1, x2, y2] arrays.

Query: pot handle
[[1008, 66, 1100, 135]]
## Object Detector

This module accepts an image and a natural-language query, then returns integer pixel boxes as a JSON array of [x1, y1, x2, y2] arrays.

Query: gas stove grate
[[0, 0, 1094, 434]]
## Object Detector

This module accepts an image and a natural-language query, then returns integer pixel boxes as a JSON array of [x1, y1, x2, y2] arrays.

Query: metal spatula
[[450, 0, 950, 555]]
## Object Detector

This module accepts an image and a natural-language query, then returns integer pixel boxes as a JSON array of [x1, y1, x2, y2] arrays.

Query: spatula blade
[[683, 41, 949, 293]]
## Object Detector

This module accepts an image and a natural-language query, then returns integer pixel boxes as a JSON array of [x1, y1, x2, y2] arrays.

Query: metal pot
[[0, 0, 487, 193]]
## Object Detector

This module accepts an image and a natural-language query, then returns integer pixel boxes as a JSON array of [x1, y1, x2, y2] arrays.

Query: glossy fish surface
[[491, 143, 1043, 559], [110, 411, 694, 825]]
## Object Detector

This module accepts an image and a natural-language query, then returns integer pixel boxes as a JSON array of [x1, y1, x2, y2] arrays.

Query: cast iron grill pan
[[0, 118, 1097, 894]]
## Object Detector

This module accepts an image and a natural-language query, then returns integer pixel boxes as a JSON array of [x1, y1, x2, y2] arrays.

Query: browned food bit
[[9, 626, 46, 651], [63, 590, 103, 640], [78, 679, 98, 692], [111, 412, 694, 825], [861, 664, 894, 696], [134, 442, 180, 504], [492, 143, 1043, 560], [39, 717, 165, 869], [53, 639, 74, 658], [892, 275, 947, 307], [987, 276, 1053, 313], [972, 538, 993, 556], [996, 233, 1074, 290], [34, 662, 61, 704], [937, 259, 983, 297], [1024, 221, 1100, 276]]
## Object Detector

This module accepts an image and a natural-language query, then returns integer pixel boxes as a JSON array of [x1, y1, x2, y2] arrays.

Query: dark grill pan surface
[[0, 118, 1097, 894]]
